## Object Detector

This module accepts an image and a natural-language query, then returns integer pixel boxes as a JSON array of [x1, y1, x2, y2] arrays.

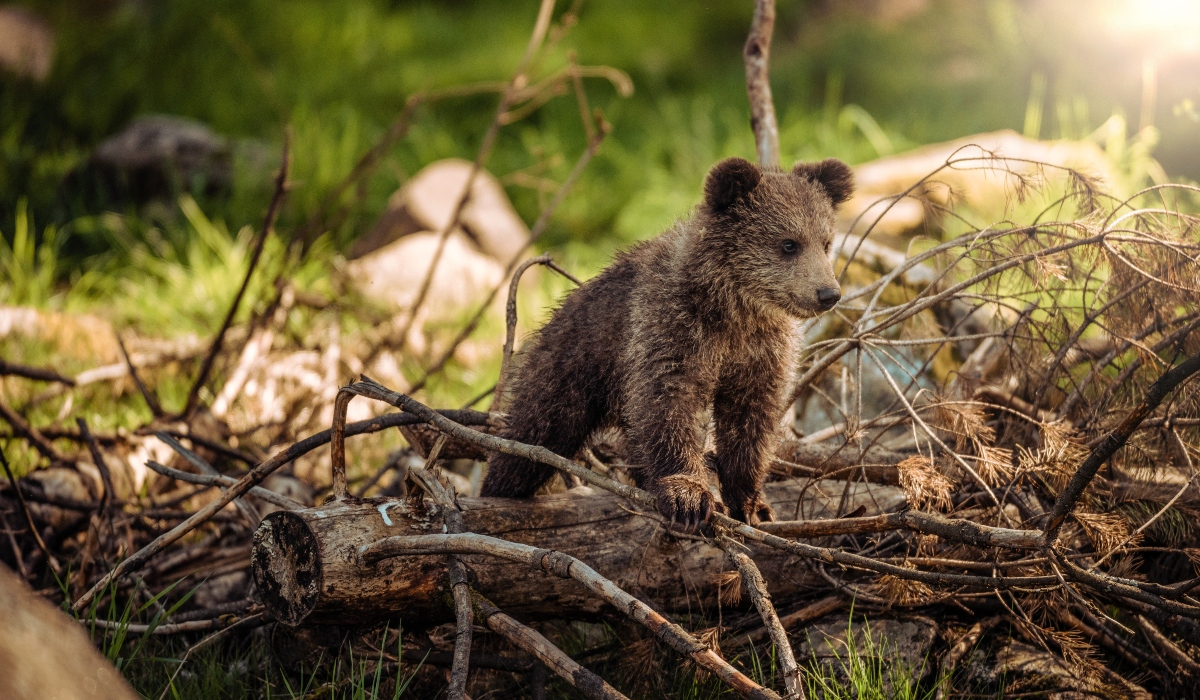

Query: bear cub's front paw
[[728, 491, 776, 527], [651, 473, 725, 532]]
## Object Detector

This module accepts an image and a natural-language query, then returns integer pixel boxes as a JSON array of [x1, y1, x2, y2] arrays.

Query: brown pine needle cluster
[[896, 455, 954, 511], [715, 570, 743, 607], [1017, 422, 1090, 497], [873, 562, 934, 605], [1074, 511, 1135, 556]]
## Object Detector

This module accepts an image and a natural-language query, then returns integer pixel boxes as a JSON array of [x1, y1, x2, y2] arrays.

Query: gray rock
[[964, 641, 1150, 700], [83, 115, 232, 205]]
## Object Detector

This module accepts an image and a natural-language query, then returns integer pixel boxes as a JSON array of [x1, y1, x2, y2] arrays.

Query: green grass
[[69, 580, 423, 700], [801, 617, 943, 700]]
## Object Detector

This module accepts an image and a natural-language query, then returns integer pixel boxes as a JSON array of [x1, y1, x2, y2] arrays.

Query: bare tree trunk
[[744, 0, 780, 167]]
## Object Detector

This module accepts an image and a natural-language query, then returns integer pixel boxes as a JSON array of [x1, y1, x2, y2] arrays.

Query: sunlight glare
[[1104, 0, 1200, 54]]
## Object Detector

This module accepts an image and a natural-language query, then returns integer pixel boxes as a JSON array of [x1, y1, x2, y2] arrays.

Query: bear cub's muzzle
[[816, 286, 841, 311]]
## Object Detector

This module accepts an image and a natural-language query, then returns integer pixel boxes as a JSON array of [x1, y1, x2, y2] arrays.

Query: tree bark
[[252, 478, 905, 626]]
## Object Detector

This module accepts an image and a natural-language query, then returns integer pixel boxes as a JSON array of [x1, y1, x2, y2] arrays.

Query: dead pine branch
[[1044, 348, 1200, 543], [347, 378, 1059, 591]]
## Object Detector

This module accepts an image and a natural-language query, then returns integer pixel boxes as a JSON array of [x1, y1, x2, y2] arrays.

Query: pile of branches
[[3, 1, 1200, 698]]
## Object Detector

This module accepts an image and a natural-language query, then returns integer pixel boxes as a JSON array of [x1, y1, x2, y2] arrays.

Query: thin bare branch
[[472, 592, 630, 700], [183, 130, 291, 417], [116, 334, 164, 418], [0, 358, 75, 386], [719, 536, 802, 699]]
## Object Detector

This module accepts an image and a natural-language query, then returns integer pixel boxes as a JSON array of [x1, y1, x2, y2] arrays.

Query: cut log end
[[252, 511, 321, 626]]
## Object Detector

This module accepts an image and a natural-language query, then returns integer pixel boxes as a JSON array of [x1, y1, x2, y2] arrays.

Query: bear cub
[[481, 156, 854, 528]]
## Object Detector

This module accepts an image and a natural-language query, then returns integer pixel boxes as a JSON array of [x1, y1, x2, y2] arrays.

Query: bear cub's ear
[[793, 158, 855, 206], [704, 157, 761, 211]]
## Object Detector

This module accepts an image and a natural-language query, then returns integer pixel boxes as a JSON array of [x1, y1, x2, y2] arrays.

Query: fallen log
[[251, 477, 905, 627]]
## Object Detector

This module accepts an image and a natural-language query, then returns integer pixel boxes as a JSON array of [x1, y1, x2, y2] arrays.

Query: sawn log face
[[252, 478, 905, 626]]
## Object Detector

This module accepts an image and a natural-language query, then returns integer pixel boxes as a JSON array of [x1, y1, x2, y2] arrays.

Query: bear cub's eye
[[781, 239, 799, 255]]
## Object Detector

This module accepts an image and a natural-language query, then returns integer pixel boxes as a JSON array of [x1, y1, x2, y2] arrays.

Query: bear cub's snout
[[816, 286, 841, 310]]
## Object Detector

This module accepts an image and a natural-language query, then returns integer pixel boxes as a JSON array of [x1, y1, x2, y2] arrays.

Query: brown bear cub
[[481, 157, 853, 528]]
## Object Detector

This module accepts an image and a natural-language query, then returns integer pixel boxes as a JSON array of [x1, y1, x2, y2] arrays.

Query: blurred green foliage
[[0, 0, 1197, 407], [5, 0, 1198, 261]]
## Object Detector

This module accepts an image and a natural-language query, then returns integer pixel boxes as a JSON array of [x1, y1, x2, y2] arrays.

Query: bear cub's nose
[[816, 287, 841, 310]]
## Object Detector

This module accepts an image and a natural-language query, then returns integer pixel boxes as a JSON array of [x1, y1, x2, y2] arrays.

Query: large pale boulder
[[844, 130, 1115, 237], [0, 563, 138, 700], [347, 230, 505, 314], [352, 158, 530, 262]]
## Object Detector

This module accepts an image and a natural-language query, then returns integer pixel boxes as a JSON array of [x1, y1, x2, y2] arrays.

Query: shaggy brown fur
[[481, 157, 853, 528]]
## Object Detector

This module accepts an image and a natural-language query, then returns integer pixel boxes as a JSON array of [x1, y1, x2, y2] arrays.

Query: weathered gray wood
[[252, 478, 905, 626]]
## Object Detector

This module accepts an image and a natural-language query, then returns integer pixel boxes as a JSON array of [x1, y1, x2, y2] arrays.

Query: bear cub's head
[[701, 156, 854, 319]]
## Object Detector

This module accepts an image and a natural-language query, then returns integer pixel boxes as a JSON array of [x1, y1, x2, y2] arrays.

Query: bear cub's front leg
[[624, 360, 728, 531]]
